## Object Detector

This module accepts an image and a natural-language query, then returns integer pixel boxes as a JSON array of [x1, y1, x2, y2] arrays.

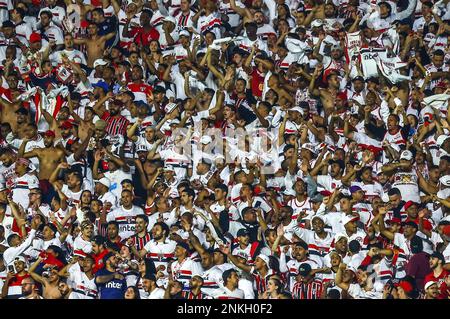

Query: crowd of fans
[[0, 0, 449, 300]]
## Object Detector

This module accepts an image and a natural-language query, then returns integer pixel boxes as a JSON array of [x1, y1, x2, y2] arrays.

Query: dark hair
[[410, 236, 423, 254], [269, 277, 284, 294], [92, 8, 105, 16], [434, 49, 445, 57], [92, 235, 106, 246], [182, 188, 195, 199], [388, 188, 401, 197], [121, 189, 133, 196], [136, 214, 149, 224], [327, 289, 341, 299], [348, 240, 361, 254], [124, 285, 141, 299], [222, 269, 237, 285], [40, 10, 53, 19], [215, 183, 228, 195], [154, 222, 170, 237], [107, 221, 119, 229], [0, 147, 14, 156], [7, 233, 19, 246], [14, 7, 26, 19]]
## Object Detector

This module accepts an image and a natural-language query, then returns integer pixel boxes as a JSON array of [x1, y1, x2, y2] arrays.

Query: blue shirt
[[95, 268, 127, 299]]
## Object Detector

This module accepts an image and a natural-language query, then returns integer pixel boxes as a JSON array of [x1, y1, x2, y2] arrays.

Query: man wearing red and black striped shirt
[[93, 92, 130, 136], [127, 214, 152, 258], [292, 263, 324, 299], [181, 275, 211, 299]]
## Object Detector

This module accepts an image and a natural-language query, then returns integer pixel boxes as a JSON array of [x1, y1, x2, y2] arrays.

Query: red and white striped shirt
[[292, 278, 324, 299], [101, 112, 130, 136]]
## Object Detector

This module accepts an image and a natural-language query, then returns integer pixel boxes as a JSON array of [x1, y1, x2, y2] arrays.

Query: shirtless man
[[19, 130, 66, 180], [73, 23, 115, 67], [309, 64, 341, 117], [67, 94, 95, 141], [0, 99, 29, 137], [28, 256, 62, 299]]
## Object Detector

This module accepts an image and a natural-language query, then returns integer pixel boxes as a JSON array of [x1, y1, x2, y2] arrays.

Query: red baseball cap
[[404, 200, 418, 210], [442, 225, 450, 237], [395, 280, 413, 293], [29, 32, 42, 43], [44, 130, 55, 138], [435, 81, 446, 89], [387, 217, 402, 224], [59, 121, 73, 130]]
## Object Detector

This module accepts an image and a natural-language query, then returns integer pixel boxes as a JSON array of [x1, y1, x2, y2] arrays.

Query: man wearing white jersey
[[292, 215, 334, 266], [129, 222, 176, 274], [50, 165, 90, 207], [170, 241, 204, 290], [106, 190, 143, 240], [381, 150, 421, 203], [210, 269, 245, 299], [64, 256, 98, 299], [10, 158, 39, 210]]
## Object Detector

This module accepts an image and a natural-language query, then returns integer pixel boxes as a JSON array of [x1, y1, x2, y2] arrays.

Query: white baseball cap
[[334, 233, 348, 243], [136, 144, 148, 152], [165, 165, 175, 172], [289, 106, 304, 114], [282, 188, 296, 196], [302, 143, 316, 154], [342, 214, 359, 226], [95, 177, 111, 188], [162, 49, 174, 58], [165, 102, 178, 114], [436, 135, 449, 147], [437, 188, 450, 199], [93, 58, 108, 68], [311, 19, 324, 28], [439, 175, 450, 187], [424, 281, 437, 290], [200, 135, 212, 145], [400, 150, 413, 161], [256, 253, 270, 265], [179, 30, 191, 38]]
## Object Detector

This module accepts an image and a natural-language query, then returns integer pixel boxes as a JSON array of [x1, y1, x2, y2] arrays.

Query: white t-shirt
[[147, 287, 165, 299], [210, 286, 245, 299]]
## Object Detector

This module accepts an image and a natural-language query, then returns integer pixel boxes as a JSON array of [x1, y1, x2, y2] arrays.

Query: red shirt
[[424, 269, 449, 299], [131, 27, 160, 46], [250, 67, 265, 98], [92, 249, 109, 274]]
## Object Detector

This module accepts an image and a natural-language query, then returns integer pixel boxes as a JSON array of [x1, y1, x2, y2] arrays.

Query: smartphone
[[8, 265, 15, 273]]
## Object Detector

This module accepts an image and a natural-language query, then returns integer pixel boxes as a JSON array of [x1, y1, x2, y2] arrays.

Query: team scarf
[[345, 31, 362, 64], [19, 85, 69, 125], [375, 55, 411, 84]]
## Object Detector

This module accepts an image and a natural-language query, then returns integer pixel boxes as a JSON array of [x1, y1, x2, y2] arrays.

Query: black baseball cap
[[403, 221, 419, 230], [15, 107, 29, 115], [102, 252, 115, 264], [2, 21, 14, 28], [329, 159, 345, 170], [352, 76, 365, 82], [237, 229, 249, 237], [430, 251, 445, 264], [298, 263, 312, 277], [153, 86, 166, 94]]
